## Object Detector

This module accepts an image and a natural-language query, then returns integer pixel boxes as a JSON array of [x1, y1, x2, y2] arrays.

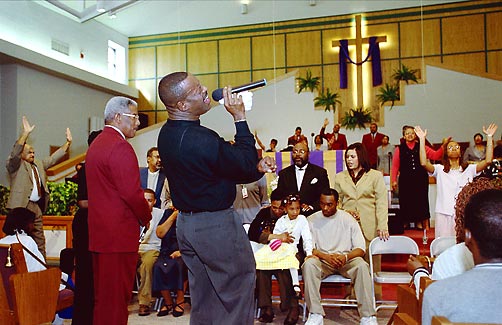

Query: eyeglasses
[[447, 145, 460, 150], [121, 113, 140, 120], [292, 149, 307, 155]]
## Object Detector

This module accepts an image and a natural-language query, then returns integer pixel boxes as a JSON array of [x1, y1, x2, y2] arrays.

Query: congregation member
[[415, 124, 497, 238], [86, 96, 151, 325], [259, 195, 313, 300], [391, 125, 445, 230], [0, 207, 45, 272], [139, 147, 166, 208], [361, 122, 385, 169], [313, 135, 327, 151], [319, 118, 347, 150], [276, 142, 330, 216], [255, 130, 278, 152], [248, 189, 300, 324], [287, 126, 308, 147], [6, 116, 72, 258], [376, 135, 393, 175], [463, 132, 487, 163], [422, 189, 502, 324], [234, 174, 269, 226], [137, 188, 166, 316], [303, 189, 378, 325], [156, 72, 276, 325], [72, 129, 101, 325], [407, 176, 501, 297], [334, 143, 388, 299], [152, 207, 186, 318]]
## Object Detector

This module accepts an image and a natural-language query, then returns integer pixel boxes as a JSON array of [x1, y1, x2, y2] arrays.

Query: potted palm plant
[[296, 69, 320, 94], [376, 83, 400, 109], [392, 64, 419, 84], [341, 106, 373, 130], [314, 88, 341, 112]]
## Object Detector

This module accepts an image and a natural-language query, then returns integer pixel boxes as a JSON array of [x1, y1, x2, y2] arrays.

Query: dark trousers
[[177, 209, 256, 325], [92, 252, 137, 325], [72, 209, 93, 325], [257, 269, 298, 310]]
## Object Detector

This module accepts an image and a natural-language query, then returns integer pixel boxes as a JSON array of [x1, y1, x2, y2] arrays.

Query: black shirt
[[157, 119, 263, 212], [247, 207, 279, 244]]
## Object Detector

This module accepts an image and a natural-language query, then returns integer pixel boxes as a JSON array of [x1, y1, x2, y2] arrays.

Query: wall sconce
[[241, 3, 248, 14]]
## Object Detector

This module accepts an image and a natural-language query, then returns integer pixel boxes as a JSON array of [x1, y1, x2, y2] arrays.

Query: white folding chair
[[369, 236, 419, 311], [301, 274, 357, 320], [429, 236, 456, 257]]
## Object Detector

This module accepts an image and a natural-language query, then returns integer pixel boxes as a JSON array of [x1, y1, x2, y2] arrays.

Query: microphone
[[212, 79, 267, 101]]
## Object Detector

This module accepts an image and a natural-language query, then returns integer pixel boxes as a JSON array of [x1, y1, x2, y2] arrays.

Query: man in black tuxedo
[[276, 142, 330, 216]]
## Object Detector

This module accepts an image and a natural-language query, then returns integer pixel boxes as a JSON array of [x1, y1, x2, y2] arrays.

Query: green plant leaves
[[0, 185, 10, 215], [341, 106, 373, 130], [296, 69, 320, 94], [314, 88, 342, 112], [376, 83, 400, 109], [46, 181, 78, 216]]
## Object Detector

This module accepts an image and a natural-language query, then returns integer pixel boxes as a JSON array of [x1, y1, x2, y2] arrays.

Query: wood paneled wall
[[129, 0, 502, 126]]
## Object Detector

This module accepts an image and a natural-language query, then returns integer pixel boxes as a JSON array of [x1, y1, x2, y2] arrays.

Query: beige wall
[[129, 0, 502, 126]]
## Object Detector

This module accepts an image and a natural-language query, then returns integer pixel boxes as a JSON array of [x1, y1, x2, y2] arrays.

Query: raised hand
[[483, 123, 498, 137], [66, 128, 72, 143], [22, 116, 35, 135], [414, 125, 427, 140]]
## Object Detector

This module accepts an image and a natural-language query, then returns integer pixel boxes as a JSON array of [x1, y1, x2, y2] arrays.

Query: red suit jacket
[[362, 132, 385, 167], [320, 127, 348, 150], [86, 126, 151, 253]]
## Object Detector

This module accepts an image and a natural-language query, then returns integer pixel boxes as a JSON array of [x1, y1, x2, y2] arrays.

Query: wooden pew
[[394, 276, 434, 325], [1, 242, 74, 320], [1, 243, 60, 325], [432, 316, 487, 325]]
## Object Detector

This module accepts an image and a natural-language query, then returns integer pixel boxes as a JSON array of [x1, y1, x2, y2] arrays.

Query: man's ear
[[464, 229, 472, 247], [176, 101, 188, 112]]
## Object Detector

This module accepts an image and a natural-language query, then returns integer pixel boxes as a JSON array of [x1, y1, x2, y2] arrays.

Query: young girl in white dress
[[272, 195, 313, 297]]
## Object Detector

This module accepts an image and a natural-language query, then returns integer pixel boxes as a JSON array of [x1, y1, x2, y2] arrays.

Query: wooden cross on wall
[[332, 15, 387, 108]]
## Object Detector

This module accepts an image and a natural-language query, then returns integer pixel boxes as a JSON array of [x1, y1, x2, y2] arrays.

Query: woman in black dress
[[152, 209, 187, 317]]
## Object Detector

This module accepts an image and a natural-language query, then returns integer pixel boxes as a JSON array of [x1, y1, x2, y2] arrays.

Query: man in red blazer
[[362, 123, 386, 169], [320, 118, 347, 150], [86, 96, 151, 325]]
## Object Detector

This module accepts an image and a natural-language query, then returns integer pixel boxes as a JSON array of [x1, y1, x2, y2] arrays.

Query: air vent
[[51, 39, 70, 56]]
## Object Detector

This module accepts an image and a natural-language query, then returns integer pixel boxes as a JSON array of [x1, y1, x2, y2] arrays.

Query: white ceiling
[[41, 0, 469, 38]]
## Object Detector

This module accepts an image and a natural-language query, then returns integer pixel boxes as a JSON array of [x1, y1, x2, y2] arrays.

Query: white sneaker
[[360, 315, 378, 325], [305, 312, 324, 325]]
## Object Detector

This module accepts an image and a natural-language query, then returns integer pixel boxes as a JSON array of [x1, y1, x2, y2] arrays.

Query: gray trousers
[[302, 256, 376, 318], [177, 208, 255, 325], [27, 200, 46, 258]]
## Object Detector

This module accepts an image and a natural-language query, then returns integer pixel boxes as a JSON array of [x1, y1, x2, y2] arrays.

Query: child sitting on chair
[[273, 195, 313, 297]]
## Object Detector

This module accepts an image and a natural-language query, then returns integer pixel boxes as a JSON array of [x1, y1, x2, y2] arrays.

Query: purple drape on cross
[[339, 36, 382, 89]]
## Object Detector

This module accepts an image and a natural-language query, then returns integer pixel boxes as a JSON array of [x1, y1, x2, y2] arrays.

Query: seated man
[[248, 190, 300, 324], [137, 188, 165, 316], [302, 189, 377, 325], [422, 189, 502, 325]]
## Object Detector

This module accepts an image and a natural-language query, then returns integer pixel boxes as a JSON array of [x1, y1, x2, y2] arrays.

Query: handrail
[[46, 153, 86, 181]]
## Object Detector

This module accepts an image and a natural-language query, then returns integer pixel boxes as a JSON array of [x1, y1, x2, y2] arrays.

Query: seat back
[[369, 235, 419, 256], [0, 244, 27, 310], [430, 236, 456, 257], [369, 236, 420, 311], [10, 267, 61, 325]]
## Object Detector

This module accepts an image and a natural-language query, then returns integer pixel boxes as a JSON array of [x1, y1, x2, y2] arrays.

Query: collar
[[296, 163, 308, 171], [105, 125, 125, 139]]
